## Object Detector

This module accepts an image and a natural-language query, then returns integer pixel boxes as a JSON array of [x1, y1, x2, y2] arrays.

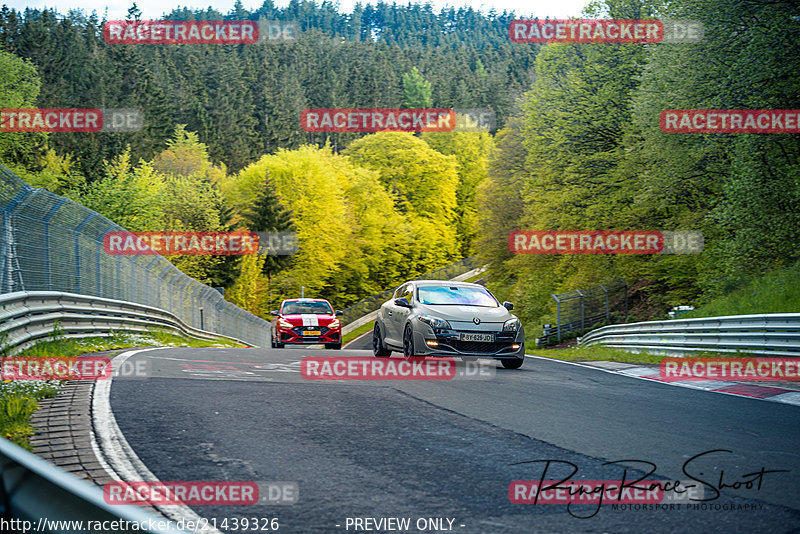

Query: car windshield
[[281, 301, 333, 314], [417, 286, 498, 307]]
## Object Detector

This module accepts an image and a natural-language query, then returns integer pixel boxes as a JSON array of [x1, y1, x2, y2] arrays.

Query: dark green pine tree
[[244, 174, 296, 278]]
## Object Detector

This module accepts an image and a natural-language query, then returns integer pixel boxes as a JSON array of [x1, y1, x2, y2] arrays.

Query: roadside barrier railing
[[0, 291, 249, 355], [0, 164, 269, 347], [577, 313, 800, 357], [0, 436, 187, 533]]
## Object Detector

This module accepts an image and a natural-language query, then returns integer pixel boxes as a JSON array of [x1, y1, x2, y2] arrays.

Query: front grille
[[291, 326, 329, 336], [447, 340, 513, 354]]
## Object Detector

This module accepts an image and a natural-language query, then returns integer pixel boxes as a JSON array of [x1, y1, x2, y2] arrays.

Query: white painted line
[[769, 392, 800, 406], [618, 366, 660, 377], [92, 347, 224, 534], [343, 329, 372, 349], [526, 353, 800, 407]]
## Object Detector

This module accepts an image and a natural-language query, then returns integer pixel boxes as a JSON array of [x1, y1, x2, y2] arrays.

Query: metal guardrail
[[0, 164, 269, 347], [0, 291, 251, 356], [577, 313, 800, 357], [549, 279, 627, 344], [0, 436, 187, 533], [536, 313, 608, 346]]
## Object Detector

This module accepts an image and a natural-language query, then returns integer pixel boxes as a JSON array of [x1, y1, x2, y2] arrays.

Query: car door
[[383, 283, 409, 346]]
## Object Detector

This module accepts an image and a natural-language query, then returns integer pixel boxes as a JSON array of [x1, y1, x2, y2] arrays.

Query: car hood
[[279, 314, 338, 327], [414, 303, 513, 329]]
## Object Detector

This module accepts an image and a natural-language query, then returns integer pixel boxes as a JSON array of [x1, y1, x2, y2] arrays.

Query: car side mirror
[[270, 310, 279, 316], [394, 297, 412, 308], [502, 301, 514, 311], [335, 310, 343, 316]]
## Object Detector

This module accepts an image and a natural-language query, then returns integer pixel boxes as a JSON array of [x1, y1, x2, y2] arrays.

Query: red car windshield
[[281, 301, 333, 315]]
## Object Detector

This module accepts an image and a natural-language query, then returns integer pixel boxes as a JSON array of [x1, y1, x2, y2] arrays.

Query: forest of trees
[[1, 0, 798, 329]]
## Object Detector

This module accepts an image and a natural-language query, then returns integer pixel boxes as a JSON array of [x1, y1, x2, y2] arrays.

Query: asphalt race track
[[107, 346, 800, 533]]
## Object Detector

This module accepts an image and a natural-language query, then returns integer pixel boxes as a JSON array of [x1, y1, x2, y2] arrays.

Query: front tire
[[403, 324, 416, 358], [372, 323, 391, 357]]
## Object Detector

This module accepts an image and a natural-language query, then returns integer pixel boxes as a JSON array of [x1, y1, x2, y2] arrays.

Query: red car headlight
[[278, 317, 293, 329]]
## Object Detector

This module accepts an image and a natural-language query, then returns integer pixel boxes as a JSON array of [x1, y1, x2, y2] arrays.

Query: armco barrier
[[0, 436, 187, 533], [0, 291, 249, 355], [0, 164, 269, 347], [577, 314, 800, 357]]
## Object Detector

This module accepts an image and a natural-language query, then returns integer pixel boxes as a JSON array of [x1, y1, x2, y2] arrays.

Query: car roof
[[281, 298, 331, 303], [409, 280, 485, 288]]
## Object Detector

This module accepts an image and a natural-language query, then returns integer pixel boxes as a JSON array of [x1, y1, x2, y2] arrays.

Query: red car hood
[[279, 314, 338, 327]]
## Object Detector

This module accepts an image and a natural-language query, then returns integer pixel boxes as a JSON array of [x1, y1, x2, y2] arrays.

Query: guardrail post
[[576, 289, 585, 332], [551, 294, 561, 343], [623, 281, 628, 322], [199, 307, 204, 330], [600, 284, 609, 323]]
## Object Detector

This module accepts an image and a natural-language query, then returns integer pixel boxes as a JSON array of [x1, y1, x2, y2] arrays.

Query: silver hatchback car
[[372, 280, 525, 369]]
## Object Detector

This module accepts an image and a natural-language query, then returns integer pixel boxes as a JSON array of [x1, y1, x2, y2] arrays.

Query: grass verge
[[531, 345, 762, 365], [0, 327, 243, 450], [686, 261, 800, 318], [342, 321, 375, 345]]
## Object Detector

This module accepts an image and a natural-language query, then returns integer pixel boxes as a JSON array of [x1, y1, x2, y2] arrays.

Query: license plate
[[460, 333, 494, 342], [303, 330, 321, 336]]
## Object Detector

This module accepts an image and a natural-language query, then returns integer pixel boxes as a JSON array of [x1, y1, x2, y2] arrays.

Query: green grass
[[14, 329, 241, 359], [342, 321, 375, 345], [686, 262, 800, 318], [1, 327, 242, 449], [531, 345, 665, 364], [531, 345, 766, 365], [461, 270, 487, 284]]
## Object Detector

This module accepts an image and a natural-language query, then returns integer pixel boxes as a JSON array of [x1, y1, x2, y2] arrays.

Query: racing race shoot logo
[[103, 231, 298, 256], [0, 109, 144, 132], [509, 231, 703, 254], [103, 19, 295, 44], [509, 19, 703, 44], [660, 110, 800, 133]]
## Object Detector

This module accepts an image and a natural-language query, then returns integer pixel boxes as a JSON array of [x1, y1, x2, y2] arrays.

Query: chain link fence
[[339, 256, 479, 326], [0, 164, 269, 346], [537, 279, 628, 346]]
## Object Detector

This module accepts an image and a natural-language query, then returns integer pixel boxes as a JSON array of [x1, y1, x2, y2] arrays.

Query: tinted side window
[[394, 284, 407, 300], [402, 285, 414, 303]]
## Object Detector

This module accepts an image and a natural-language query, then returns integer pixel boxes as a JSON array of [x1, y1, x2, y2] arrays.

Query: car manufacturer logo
[[473, 317, 481, 325]]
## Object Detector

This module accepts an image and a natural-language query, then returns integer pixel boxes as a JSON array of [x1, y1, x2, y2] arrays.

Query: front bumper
[[278, 325, 341, 344], [412, 328, 525, 359]]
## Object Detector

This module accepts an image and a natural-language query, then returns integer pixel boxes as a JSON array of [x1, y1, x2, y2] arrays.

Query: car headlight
[[417, 314, 452, 330], [503, 317, 521, 332], [328, 318, 340, 329], [278, 317, 293, 328]]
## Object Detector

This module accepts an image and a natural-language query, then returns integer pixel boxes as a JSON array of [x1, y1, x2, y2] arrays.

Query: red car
[[270, 298, 343, 349]]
